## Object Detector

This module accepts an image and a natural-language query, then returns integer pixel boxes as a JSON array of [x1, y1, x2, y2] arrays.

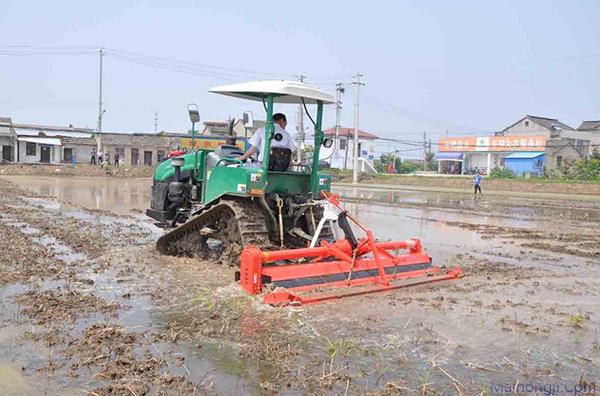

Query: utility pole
[[154, 112, 158, 133], [296, 74, 306, 162], [334, 83, 344, 167], [351, 72, 364, 184], [428, 138, 432, 172], [423, 131, 427, 171], [343, 136, 349, 170], [96, 47, 105, 152]]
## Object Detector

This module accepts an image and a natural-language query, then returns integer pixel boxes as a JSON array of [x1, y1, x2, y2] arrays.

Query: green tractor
[[146, 81, 336, 257]]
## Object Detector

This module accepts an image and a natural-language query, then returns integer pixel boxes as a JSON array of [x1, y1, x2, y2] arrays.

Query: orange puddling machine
[[237, 193, 462, 305]]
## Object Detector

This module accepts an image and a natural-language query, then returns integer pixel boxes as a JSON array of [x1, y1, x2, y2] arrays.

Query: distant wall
[[504, 120, 552, 137]]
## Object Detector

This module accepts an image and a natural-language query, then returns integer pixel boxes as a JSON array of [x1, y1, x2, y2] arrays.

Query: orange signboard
[[439, 135, 546, 152], [180, 137, 245, 151]]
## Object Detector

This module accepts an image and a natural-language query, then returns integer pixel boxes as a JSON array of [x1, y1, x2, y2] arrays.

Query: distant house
[[100, 133, 175, 166], [321, 127, 379, 170], [438, 114, 592, 175], [502, 114, 575, 137], [10, 122, 94, 164], [0, 117, 16, 162], [502, 115, 588, 169], [575, 120, 600, 156]]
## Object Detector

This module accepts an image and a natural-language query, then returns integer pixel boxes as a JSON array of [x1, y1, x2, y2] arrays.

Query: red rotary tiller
[[237, 193, 462, 305]]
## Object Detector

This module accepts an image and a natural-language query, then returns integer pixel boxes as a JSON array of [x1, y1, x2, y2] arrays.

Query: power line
[[0, 45, 97, 49], [0, 49, 97, 56], [364, 94, 487, 134], [0, 45, 287, 80], [104, 52, 241, 81], [105, 48, 283, 79]]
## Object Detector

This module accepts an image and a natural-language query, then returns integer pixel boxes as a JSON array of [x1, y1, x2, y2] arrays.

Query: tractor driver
[[239, 113, 295, 165]]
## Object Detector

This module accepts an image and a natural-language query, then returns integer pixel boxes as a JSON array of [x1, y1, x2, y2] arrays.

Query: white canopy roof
[[17, 129, 92, 138], [209, 80, 335, 104], [17, 137, 62, 146]]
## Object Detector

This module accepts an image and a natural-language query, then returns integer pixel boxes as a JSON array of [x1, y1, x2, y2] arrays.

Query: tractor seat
[[268, 147, 292, 171], [206, 144, 245, 169]]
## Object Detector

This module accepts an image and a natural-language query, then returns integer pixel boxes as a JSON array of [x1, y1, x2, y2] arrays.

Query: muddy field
[[0, 175, 599, 395]]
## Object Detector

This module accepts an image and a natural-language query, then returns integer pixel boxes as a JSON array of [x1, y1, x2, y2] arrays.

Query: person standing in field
[[114, 152, 120, 166], [474, 172, 482, 194]]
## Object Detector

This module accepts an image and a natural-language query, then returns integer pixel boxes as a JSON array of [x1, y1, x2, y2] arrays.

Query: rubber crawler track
[[156, 198, 270, 258]]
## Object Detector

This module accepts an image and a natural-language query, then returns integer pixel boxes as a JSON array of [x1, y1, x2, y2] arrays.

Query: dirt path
[[0, 177, 599, 394], [334, 181, 600, 202], [0, 163, 155, 178], [334, 174, 600, 196]]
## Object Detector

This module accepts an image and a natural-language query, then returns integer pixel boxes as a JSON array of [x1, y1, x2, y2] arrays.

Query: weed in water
[[567, 313, 587, 329], [325, 337, 354, 360]]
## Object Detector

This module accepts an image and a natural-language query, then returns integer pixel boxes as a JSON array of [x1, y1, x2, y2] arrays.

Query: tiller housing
[[237, 194, 462, 305]]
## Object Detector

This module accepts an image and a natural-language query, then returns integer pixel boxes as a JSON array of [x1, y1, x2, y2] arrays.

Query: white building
[[572, 120, 600, 156], [321, 127, 378, 171], [12, 124, 95, 164], [0, 117, 16, 162]]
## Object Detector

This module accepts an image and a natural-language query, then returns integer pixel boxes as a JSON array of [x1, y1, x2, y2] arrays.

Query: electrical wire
[[364, 94, 487, 134], [0, 49, 97, 56], [104, 48, 282, 80], [106, 48, 283, 78], [104, 52, 240, 81]]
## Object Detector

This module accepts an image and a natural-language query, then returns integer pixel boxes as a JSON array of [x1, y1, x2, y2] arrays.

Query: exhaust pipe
[[171, 156, 184, 182]]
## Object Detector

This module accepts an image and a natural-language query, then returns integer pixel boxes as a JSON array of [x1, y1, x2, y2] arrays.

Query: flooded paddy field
[[0, 175, 599, 395]]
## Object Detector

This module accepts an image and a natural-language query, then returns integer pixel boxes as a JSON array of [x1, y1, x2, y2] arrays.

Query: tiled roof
[[526, 115, 574, 131], [503, 115, 574, 132], [578, 120, 600, 131]]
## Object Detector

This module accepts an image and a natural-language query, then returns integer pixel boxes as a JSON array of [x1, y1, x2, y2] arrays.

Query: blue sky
[[1, 0, 599, 154]]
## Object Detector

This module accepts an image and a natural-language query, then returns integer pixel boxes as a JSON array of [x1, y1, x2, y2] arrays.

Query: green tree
[[489, 167, 516, 178], [374, 153, 402, 173], [375, 153, 421, 174]]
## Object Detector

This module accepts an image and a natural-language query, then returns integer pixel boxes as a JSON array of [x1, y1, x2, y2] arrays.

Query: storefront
[[435, 152, 463, 174], [438, 135, 546, 175]]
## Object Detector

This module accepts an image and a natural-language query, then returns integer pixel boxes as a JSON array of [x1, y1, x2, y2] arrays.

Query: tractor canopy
[[210, 80, 335, 193], [209, 80, 335, 104]]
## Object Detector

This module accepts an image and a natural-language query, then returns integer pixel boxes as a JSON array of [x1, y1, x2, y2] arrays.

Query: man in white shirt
[[239, 113, 295, 163]]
